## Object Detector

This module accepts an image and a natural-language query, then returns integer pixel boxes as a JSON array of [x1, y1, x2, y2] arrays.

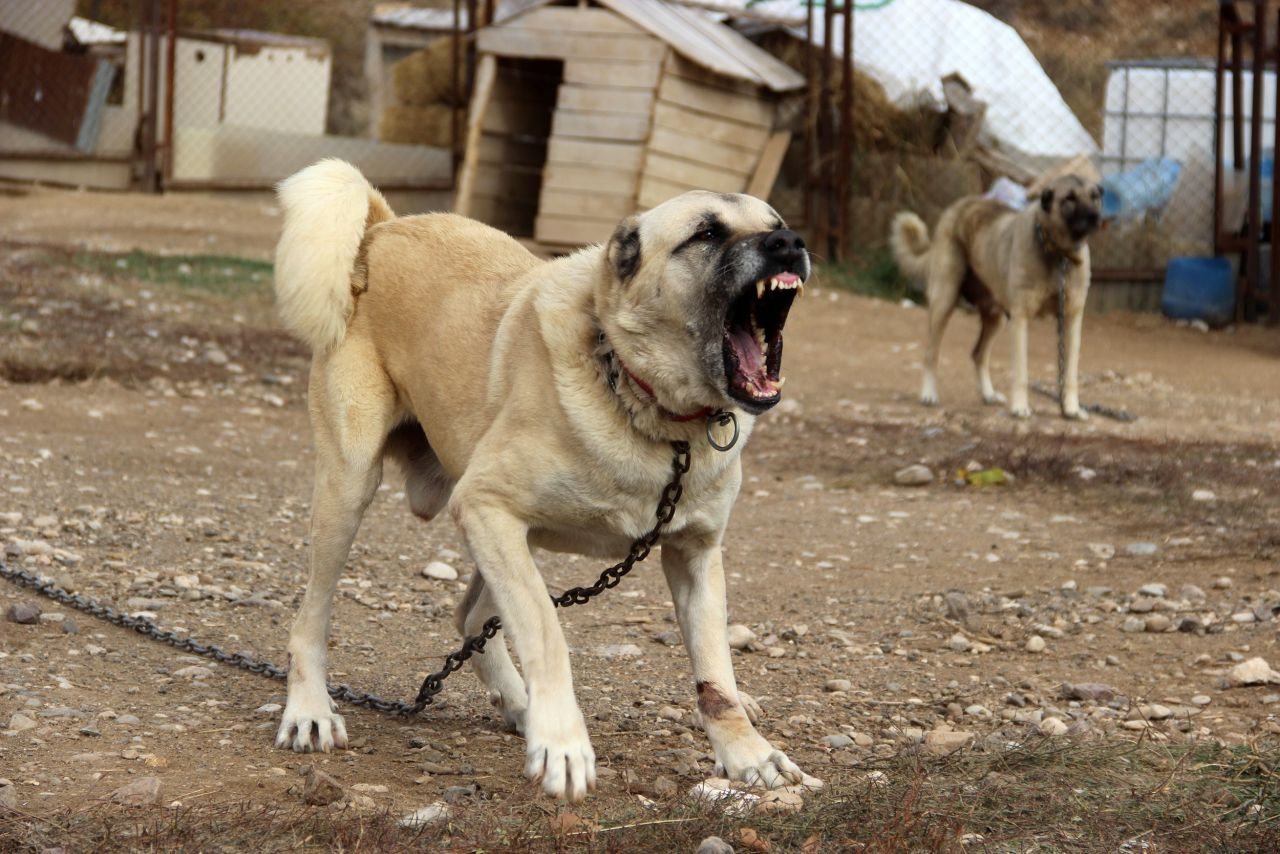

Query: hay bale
[[379, 104, 465, 148], [392, 37, 464, 107]]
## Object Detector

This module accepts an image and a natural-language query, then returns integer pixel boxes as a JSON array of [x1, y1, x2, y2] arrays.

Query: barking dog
[[891, 175, 1103, 419], [270, 159, 819, 800]]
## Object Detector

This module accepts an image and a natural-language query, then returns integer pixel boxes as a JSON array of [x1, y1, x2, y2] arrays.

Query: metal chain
[[0, 440, 693, 718]]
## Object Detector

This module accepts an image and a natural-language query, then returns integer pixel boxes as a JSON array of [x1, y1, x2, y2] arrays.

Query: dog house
[[453, 0, 804, 248]]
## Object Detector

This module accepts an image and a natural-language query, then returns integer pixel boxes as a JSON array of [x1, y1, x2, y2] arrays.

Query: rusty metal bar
[[1215, 3, 1226, 253], [1246, 0, 1265, 321], [451, 0, 462, 175], [837, 1, 853, 261], [1092, 269, 1165, 283], [0, 150, 133, 163], [1272, 2, 1280, 324], [163, 0, 177, 185], [817, 0, 834, 257], [141, 0, 161, 192], [801, 0, 814, 232]]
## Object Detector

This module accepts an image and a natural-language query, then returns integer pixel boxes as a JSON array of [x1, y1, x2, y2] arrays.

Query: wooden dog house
[[453, 0, 803, 248]]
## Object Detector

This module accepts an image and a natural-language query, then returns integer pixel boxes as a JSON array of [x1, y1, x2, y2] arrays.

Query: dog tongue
[[727, 325, 775, 394]]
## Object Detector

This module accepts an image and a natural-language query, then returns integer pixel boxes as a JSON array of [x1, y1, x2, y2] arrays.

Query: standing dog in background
[[890, 175, 1103, 419]]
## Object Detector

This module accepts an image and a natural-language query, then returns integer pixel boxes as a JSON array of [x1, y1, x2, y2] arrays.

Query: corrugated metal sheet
[[596, 0, 802, 91]]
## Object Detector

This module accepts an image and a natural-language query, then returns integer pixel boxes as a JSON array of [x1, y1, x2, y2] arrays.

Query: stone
[[1191, 695, 1212, 706], [824, 679, 852, 693], [6, 603, 41, 624], [399, 802, 451, 828], [111, 776, 161, 806], [1145, 615, 1172, 633], [255, 703, 283, 717], [893, 464, 934, 486], [652, 775, 677, 797], [1181, 584, 1207, 602], [1025, 635, 1046, 653], [727, 624, 756, 650], [1141, 704, 1173, 720], [922, 729, 973, 753], [1177, 616, 1203, 633], [8, 712, 36, 731], [944, 591, 970, 625], [654, 630, 681, 646], [1059, 683, 1115, 702], [1125, 543, 1158, 557], [422, 561, 458, 581], [695, 836, 735, 854], [822, 734, 853, 749], [756, 789, 804, 814], [302, 769, 345, 806], [594, 644, 642, 658], [172, 665, 213, 679], [0, 779, 15, 811], [1129, 596, 1158, 614], [1212, 576, 1233, 590], [947, 633, 971, 653], [1039, 717, 1069, 737], [1231, 611, 1256, 624], [1138, 583, 1168, 597], [1227, 657, 1280, 687], [1121, 616, 1145, 633], [1087, 543, 1115, 560], [1191, 489, 1216, 502]]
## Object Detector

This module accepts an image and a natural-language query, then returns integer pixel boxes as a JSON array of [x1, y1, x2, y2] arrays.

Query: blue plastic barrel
[[1161, 257, 1234, 326], [1101, 158, 1182, 220]]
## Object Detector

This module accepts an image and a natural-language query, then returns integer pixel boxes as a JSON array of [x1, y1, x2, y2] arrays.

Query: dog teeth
[[756, 280, 766, 299], [775, 376, 786, 388], [796, 281, 805, 299]]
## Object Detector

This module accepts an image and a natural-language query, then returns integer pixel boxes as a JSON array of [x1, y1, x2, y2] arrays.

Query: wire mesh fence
[[0, 0, 1246, 314]]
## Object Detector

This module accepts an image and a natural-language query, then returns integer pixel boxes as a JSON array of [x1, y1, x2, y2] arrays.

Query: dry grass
[[5, 739, 1278, 852]]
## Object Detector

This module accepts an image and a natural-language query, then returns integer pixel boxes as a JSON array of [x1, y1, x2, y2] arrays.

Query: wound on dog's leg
[[697, 681, 738, 720]]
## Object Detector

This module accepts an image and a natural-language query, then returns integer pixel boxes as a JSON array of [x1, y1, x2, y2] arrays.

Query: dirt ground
[[2, 189, 1280, 851]]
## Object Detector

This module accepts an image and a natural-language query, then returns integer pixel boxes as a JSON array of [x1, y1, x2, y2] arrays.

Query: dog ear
[[1040, 188, 1055, 213], [607, 217, 641, 283]]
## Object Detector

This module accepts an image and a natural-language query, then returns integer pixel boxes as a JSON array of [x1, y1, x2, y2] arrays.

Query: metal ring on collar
[[706, 409, 739, 452]]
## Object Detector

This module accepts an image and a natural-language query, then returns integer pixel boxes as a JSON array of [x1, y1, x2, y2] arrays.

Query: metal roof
[[382, 0, 805, 92], [594, 0, 803, 92]]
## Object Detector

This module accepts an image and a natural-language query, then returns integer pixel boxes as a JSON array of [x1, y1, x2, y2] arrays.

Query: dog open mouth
[[723, 272, 802, 410]]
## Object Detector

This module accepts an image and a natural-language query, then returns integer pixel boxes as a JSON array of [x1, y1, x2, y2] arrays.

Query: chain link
[[0, 439, 693, 717]]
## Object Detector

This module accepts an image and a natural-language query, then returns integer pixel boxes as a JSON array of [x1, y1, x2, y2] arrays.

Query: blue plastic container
[[1162, 256, 1234, 326], [1101, 157, 1183, 220]]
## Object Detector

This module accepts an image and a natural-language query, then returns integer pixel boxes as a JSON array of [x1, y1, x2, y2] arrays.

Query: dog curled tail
[[273, 159, 394, 352], [890, 211, 932, 280]]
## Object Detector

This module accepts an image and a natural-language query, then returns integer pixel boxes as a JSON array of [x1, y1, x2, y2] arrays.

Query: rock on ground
[[110, 776, 162, 806], [727, 624, 756, 650], [696, 836, 735, 854], [301, 768, 345, 806], [1228, 657, 1280, 687], [893, 464, 934, 486], [399, 802, 451, 828]]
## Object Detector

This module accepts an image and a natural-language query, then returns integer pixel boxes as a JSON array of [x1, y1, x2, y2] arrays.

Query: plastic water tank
[[1161, 257, 1234, 326]]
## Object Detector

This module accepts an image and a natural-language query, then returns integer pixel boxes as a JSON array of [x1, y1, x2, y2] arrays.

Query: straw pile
[[381, 36, 467, 146], [379, 104, 465, 148], [391, 37, 464, 107]]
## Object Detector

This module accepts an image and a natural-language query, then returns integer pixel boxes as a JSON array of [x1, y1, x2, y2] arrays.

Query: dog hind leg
[[972, 306, 1006, 405], [276, 349, 396, 753], [920, 255, 963, 406], [455, 574, 529, 733]]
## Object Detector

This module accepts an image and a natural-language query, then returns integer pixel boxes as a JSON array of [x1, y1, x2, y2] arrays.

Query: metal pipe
[[818, 0, 834, 257], [837, 1, 853, 262], [1271, 2, 1280, 324], [451, 0, 462, 176], [163, 0, 177, 185], [1247, 0, 1265, 320], [1214, 2, 1226, 256], [802, 0, 814, 232], [141, 0, 161, 193]]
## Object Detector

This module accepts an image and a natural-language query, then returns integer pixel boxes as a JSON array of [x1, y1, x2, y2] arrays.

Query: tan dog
[[891, 175, 1103, 419], [270, 159, 819, 800]]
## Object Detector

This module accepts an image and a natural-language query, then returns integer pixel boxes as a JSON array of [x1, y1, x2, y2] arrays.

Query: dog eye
[[693, 225, 722, 243]]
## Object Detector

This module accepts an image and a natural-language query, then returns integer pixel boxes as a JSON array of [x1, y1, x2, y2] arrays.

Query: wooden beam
[[477, 29, 664, 62], [453, 53, 497, 218], [745, 129, 790, 200]]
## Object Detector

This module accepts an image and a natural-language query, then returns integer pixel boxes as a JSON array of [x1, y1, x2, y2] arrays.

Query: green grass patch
[[71, 250, 274, 299], [818, 250, 923, 305]]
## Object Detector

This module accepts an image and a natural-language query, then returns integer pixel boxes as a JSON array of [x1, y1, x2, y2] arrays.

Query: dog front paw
[[275, 694, 348, 753], [1062, 407, 1089, 421], [1009, 404, 1032, 419], [524, 707, 596, 801], [488, 689, 527, 734]]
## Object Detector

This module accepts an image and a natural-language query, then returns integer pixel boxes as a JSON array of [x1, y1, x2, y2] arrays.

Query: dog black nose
[[763, 229, 805, 264]]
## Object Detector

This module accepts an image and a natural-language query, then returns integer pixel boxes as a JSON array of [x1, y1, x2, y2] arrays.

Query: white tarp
[[743, 0, 1098, 165]]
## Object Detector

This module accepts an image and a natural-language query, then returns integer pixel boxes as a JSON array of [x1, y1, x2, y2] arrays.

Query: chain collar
[[596, 329, 739, 450]]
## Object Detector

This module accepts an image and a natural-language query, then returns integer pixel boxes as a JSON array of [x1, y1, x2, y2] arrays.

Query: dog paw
[[524, 709, 596, 801], [715, 734, 819, 790], [982, 391, 1007, 406], [488, 689, 527, 735], [1062, 407, 1089, 421], [1009, 405, 1032, 419], [275, 694, 348, 753], [920, 391, 939, 406]]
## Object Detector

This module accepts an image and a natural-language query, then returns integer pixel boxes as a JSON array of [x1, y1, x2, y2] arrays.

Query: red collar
[[617, 361, 715, 423]]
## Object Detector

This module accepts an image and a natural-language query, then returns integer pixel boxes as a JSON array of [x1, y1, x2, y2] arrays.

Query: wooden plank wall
[[636, 54, 775, 211], [466, 56, 561, 236], [479, 6, 664, 247]]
